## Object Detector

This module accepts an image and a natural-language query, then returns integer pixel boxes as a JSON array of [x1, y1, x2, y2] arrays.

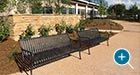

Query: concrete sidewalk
[[10, 20, 140, 75]]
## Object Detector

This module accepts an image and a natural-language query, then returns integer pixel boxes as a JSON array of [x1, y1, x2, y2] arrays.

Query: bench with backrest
[[67, 28, 109, 53], [14, 34, 82, 75], [77, 28, 109, 47], [67, 31, 91, 55]]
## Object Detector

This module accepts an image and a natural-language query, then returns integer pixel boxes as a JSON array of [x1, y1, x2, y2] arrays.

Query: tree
[[1, 0, 70, 14], [127, 3, 139, 20], [31, 1, 43, 14], [107, 4, 126, 17], [0, 0, 9, 12], [0, 0, 42, 14], [128, 3, 139, 15], [45, 0, 70, 14], [16, 0, 42, 14], [0, 0, 10, 41], [98, 4, 107, 17], [107, 5, 113, 15]]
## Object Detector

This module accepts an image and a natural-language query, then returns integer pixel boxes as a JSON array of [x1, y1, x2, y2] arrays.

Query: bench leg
[[30, 69, 32, 75], [68, 53, 71, 56], [29, 63, 33, 75], [79, 51, 81, 59], [88, 48, 90, 55], [107, 40, 109, 46], [88, 41, 91, 55]]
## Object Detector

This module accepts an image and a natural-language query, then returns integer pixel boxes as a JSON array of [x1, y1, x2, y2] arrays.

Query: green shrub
[[38, 25, 52, 37], [0, 20, 10, 41], [78, 20, 86, 31], [19, 24, 35, 39], [55, 21, 66, 34], [32, 2, 43, 14], [73, 24, 79, 32], [66, 25, 74, 33]]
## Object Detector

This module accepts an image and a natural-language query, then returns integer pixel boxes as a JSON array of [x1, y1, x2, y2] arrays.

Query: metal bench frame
[[68, 28, 109, 54], [77, 28, 109, 47], [14, 34, 82, 75]]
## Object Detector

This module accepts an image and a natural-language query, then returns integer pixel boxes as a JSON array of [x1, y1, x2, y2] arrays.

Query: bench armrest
[[74, 37, 91, 48], [22, 50, 32, 56], [22, 50, 33, 62], [105, 31, 110, 39], [100, 31, 110, 39]]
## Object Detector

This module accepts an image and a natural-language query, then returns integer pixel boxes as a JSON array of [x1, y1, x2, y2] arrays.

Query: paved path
[[11, 20, 140, 75]]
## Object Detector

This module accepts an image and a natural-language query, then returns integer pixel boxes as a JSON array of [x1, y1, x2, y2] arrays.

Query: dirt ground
[[0, 21, 123, 75], [86, 22, 123, 30], [0, 38, 20, 75]]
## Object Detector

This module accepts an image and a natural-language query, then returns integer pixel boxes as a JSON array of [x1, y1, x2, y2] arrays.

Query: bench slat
[[15, 34, 82, 75]]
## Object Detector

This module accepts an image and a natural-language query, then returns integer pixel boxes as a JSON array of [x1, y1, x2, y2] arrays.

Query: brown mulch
[[0, 38, 21, 75], [0, 21, 123, 74], [86, 22, 123, 30]]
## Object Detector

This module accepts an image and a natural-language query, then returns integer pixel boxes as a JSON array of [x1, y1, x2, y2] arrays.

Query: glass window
[[88, 10, 90, 15], [81, 9, 85, 16], [62, 8, 67, 14], [69, 8, 75, 14], [78, 9, 81, 14], [90, 10, 94, 16], [43, 7, 53, 14]]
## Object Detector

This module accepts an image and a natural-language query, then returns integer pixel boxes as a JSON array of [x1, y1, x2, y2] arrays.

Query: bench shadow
[[14, 53, 70, 73], [70, 54, 81, 59]]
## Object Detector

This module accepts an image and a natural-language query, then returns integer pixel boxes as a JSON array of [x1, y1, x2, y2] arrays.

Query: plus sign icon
[[113, 48, 134, 69]]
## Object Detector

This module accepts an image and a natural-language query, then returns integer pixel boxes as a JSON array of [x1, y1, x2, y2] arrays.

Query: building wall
[[8, 14, 81, 41]]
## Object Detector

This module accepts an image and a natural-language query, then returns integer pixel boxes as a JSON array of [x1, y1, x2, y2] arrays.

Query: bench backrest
[[19, 34, 71, 53], [78, 28, 100, 39]]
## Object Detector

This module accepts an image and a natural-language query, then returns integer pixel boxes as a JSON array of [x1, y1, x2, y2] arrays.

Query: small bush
[[78, 20, 86, 31], [0, 20, 10, 41], [19, 24, 35, 39], [38, 25, 52, 37], [73, 24, 79, 32], [66, 25, 74, 33], [55, 21, 66, 34]]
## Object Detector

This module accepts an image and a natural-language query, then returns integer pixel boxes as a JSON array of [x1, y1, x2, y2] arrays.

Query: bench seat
[[14, 34, 81, 75]]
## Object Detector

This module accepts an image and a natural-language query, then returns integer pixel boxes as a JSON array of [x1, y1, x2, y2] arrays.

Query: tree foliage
[[107, 4, 126, 17], [128, 3, 139, 15], [98, 4, 107, 17], [31, 1, 43, 14], [0, 19, 10, 41], [0, 0, 9, 12], [45, 0, 70, 14], [107, 3, 140, 21]]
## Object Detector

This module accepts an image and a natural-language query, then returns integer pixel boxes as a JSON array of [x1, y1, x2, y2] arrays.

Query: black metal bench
[[77, 28, 109, 47], [14, 34, 82, 75], [67, 31, 91, 55], [68, 28, 109, 53]]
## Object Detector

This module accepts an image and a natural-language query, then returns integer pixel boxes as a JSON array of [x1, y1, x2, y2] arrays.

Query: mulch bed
[[0, 21, 123, 74], [86, 22, 123, 30], [0, 38, 21, 74]]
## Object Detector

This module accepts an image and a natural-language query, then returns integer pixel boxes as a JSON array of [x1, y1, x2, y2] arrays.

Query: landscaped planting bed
[[0, 19, 123, 74]]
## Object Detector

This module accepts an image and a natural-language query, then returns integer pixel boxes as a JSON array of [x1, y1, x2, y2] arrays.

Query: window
[[78, 9, 81, 14], [43, 7, 53, 14], [90, 10, 94, 16], [81, 10, 85, 15], [62, 8, 67, 14], [69, 8, 75, 14]]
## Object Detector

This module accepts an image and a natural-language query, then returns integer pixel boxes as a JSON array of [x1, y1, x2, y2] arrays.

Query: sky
[[107, 0, 140, 9]]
